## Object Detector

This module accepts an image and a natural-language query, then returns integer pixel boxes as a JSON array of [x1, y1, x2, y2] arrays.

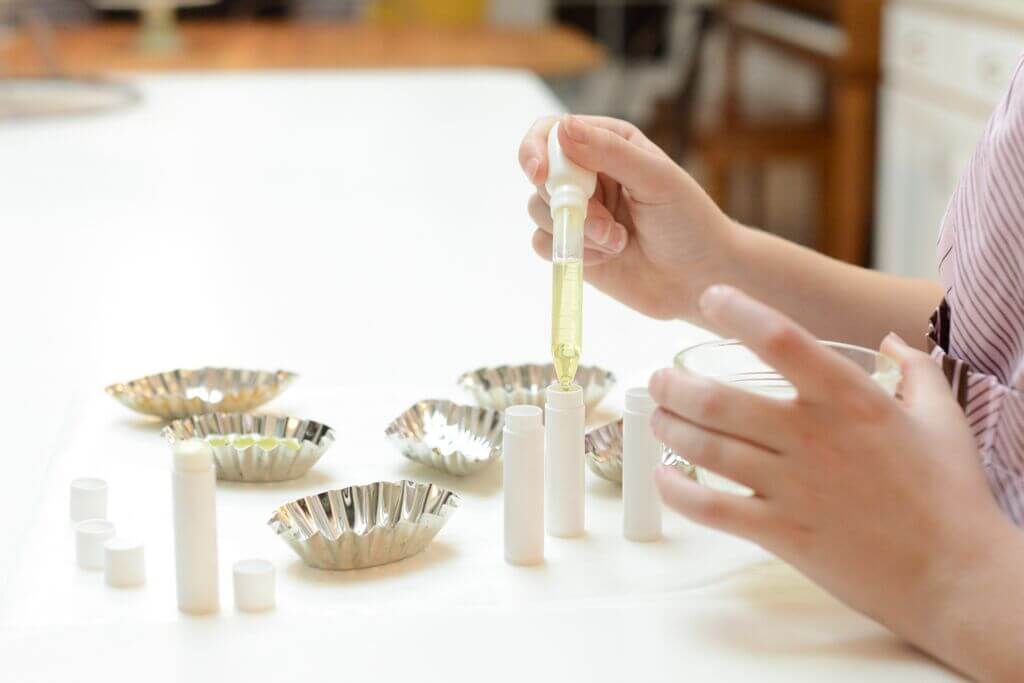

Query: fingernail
[[604, 223, 627, 253], [648, 368, 669, 398], [884, 332, 908, 346], [524, 158, 539, 182], [563, 115, 588, 143], [654, 465, 677, 488], [649, 410, 663, 435], [699, 285, 729, 314], [585, 216, 611, 245]]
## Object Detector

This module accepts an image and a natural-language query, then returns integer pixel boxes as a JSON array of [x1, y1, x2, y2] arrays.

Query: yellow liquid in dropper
[[551, 207, 584, 390], [552, 259, 583, 388]]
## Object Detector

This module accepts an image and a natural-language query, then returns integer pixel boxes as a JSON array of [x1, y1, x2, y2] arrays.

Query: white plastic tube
[[623, 388, 662, 541], [172, 440, 220, 615], [545, 383, 585, 537], [503, 405, 544, 565]]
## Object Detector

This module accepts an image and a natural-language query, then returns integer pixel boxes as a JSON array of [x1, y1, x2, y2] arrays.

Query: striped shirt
[[931, 57, 1024, 524]]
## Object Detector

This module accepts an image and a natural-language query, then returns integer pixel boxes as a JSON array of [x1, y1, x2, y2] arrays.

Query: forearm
[[916, 520, 1024, 682], [726, 225, 943, 351]]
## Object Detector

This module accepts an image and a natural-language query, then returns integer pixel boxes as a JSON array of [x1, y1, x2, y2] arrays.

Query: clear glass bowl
[[673, 339, 901, 494]]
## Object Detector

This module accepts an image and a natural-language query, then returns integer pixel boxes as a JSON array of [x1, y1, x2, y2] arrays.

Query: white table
[[0, 71, 960, 681]]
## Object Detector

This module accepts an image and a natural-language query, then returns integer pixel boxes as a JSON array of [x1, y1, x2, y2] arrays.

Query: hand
[[647, 284, 1015, 675], [519, 115, 738, 321]]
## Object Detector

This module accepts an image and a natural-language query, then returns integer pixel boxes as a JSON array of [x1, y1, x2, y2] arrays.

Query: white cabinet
[[874, 1, 1024, 277], [875, 86, 981, 277]]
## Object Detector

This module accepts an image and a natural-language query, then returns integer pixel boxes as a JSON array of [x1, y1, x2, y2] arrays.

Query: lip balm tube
[[172, 439, 220, 615], [504, 405, 544, 565], [623, 388, 662, 541], [545, 383, 585, 537]]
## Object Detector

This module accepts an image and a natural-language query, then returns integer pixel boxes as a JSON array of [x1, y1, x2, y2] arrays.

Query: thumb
[[879, 333, 954, 409], [558, 115, 680, 204]]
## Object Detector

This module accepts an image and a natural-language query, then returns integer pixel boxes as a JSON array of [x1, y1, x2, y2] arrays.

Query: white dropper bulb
[[545, 121, 597, 216]]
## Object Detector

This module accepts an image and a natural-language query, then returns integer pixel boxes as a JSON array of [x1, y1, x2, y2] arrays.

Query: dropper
[[545, 121, 597, 391]]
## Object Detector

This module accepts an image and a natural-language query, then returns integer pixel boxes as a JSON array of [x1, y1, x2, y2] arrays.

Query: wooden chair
[[648, 3, 718, 163], [652, 0, 882, 265]]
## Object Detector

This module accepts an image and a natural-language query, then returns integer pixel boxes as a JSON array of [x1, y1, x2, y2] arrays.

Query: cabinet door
[[874, 86, 984, 278]]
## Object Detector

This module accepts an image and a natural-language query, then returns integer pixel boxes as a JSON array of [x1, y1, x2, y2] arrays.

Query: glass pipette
[[545, 122, 597, 391]]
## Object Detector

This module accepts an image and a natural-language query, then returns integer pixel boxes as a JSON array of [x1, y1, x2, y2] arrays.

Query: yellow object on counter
[[367, 0, 485, 26]]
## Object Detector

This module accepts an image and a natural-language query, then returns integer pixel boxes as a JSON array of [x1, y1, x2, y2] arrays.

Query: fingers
[[527, 193, 553, 232], [519, 116, 557, 186], [651, 409, 779, 495], [527, 193, 627, 254], [655, 465, 771, 539], [648, 367, 792, 451], [880, 333, 958, 413], [698, 285, 879, 403], [557, 115, 680, 205], [519, 114, 661, 185], [531, 230, 619, 267]]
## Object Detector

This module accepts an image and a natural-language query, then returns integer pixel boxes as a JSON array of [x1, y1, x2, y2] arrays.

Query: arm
[[924, 528, 1024, 682], [519, 115, 942, 349], [728, 225, 944, 351], [650, 285, 1020, 682]]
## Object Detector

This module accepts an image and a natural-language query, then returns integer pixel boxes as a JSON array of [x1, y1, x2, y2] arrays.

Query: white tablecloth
[[0, 71, 960, 681]]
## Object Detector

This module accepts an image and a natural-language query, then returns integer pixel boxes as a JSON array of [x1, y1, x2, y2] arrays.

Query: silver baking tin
[[584, 418, 695, 484], [105, 366, 297, 419], [457, 363, 615, 411], [162, 413, 335, 482], [268, 480, 460, 570], [385, 400, 503, 476]]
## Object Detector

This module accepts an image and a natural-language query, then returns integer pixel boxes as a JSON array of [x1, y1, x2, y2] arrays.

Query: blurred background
[[1, 0, 1020, 274]]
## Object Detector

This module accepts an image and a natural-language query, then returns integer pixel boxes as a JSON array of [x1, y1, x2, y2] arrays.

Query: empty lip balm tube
[[76, 519, 116, 570], [545, 382, 585, 537], [503, 405, 545, 565], [623, 388, 663, 542], [546, 120, 597, 390], [172, 439, 220, 615], [70, 478, 108, 522]]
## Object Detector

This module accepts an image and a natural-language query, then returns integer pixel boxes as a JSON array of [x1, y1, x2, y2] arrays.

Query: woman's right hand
[[519, 114, 739, 321]]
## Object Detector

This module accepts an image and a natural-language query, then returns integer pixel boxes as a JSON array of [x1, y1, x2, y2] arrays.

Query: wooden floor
[[3, 20, 604, 77]]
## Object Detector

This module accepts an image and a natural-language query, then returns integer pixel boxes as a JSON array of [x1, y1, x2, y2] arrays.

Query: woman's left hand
[[648, 284, 1012, 658]]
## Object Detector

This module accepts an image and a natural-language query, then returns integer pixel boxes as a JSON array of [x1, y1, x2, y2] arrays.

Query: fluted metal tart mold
[[268, 480, 459, 570], [106, 366, 296, 419], [385, 400, 503, 476], [162, 413, 335, 482], [584, 418, 695, 484], [457, 363, 615, 412]]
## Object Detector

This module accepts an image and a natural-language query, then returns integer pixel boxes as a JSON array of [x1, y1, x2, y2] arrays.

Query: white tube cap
[[174, 439, 214, 472], [75, 519, 115, 570], [70, 478, 108, 522], [233, 559, 275, 612], [505, 405, 543, 432], [104, 538, 145, 587], [625, 388, 655, 414]]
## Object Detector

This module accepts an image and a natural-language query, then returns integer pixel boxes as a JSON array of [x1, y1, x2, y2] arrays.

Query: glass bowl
[[673, 339, 901, 494]]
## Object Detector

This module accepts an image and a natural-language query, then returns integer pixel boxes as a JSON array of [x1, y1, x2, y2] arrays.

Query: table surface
[[0, 70, 960, 682], [3, 20, 604, 77]]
